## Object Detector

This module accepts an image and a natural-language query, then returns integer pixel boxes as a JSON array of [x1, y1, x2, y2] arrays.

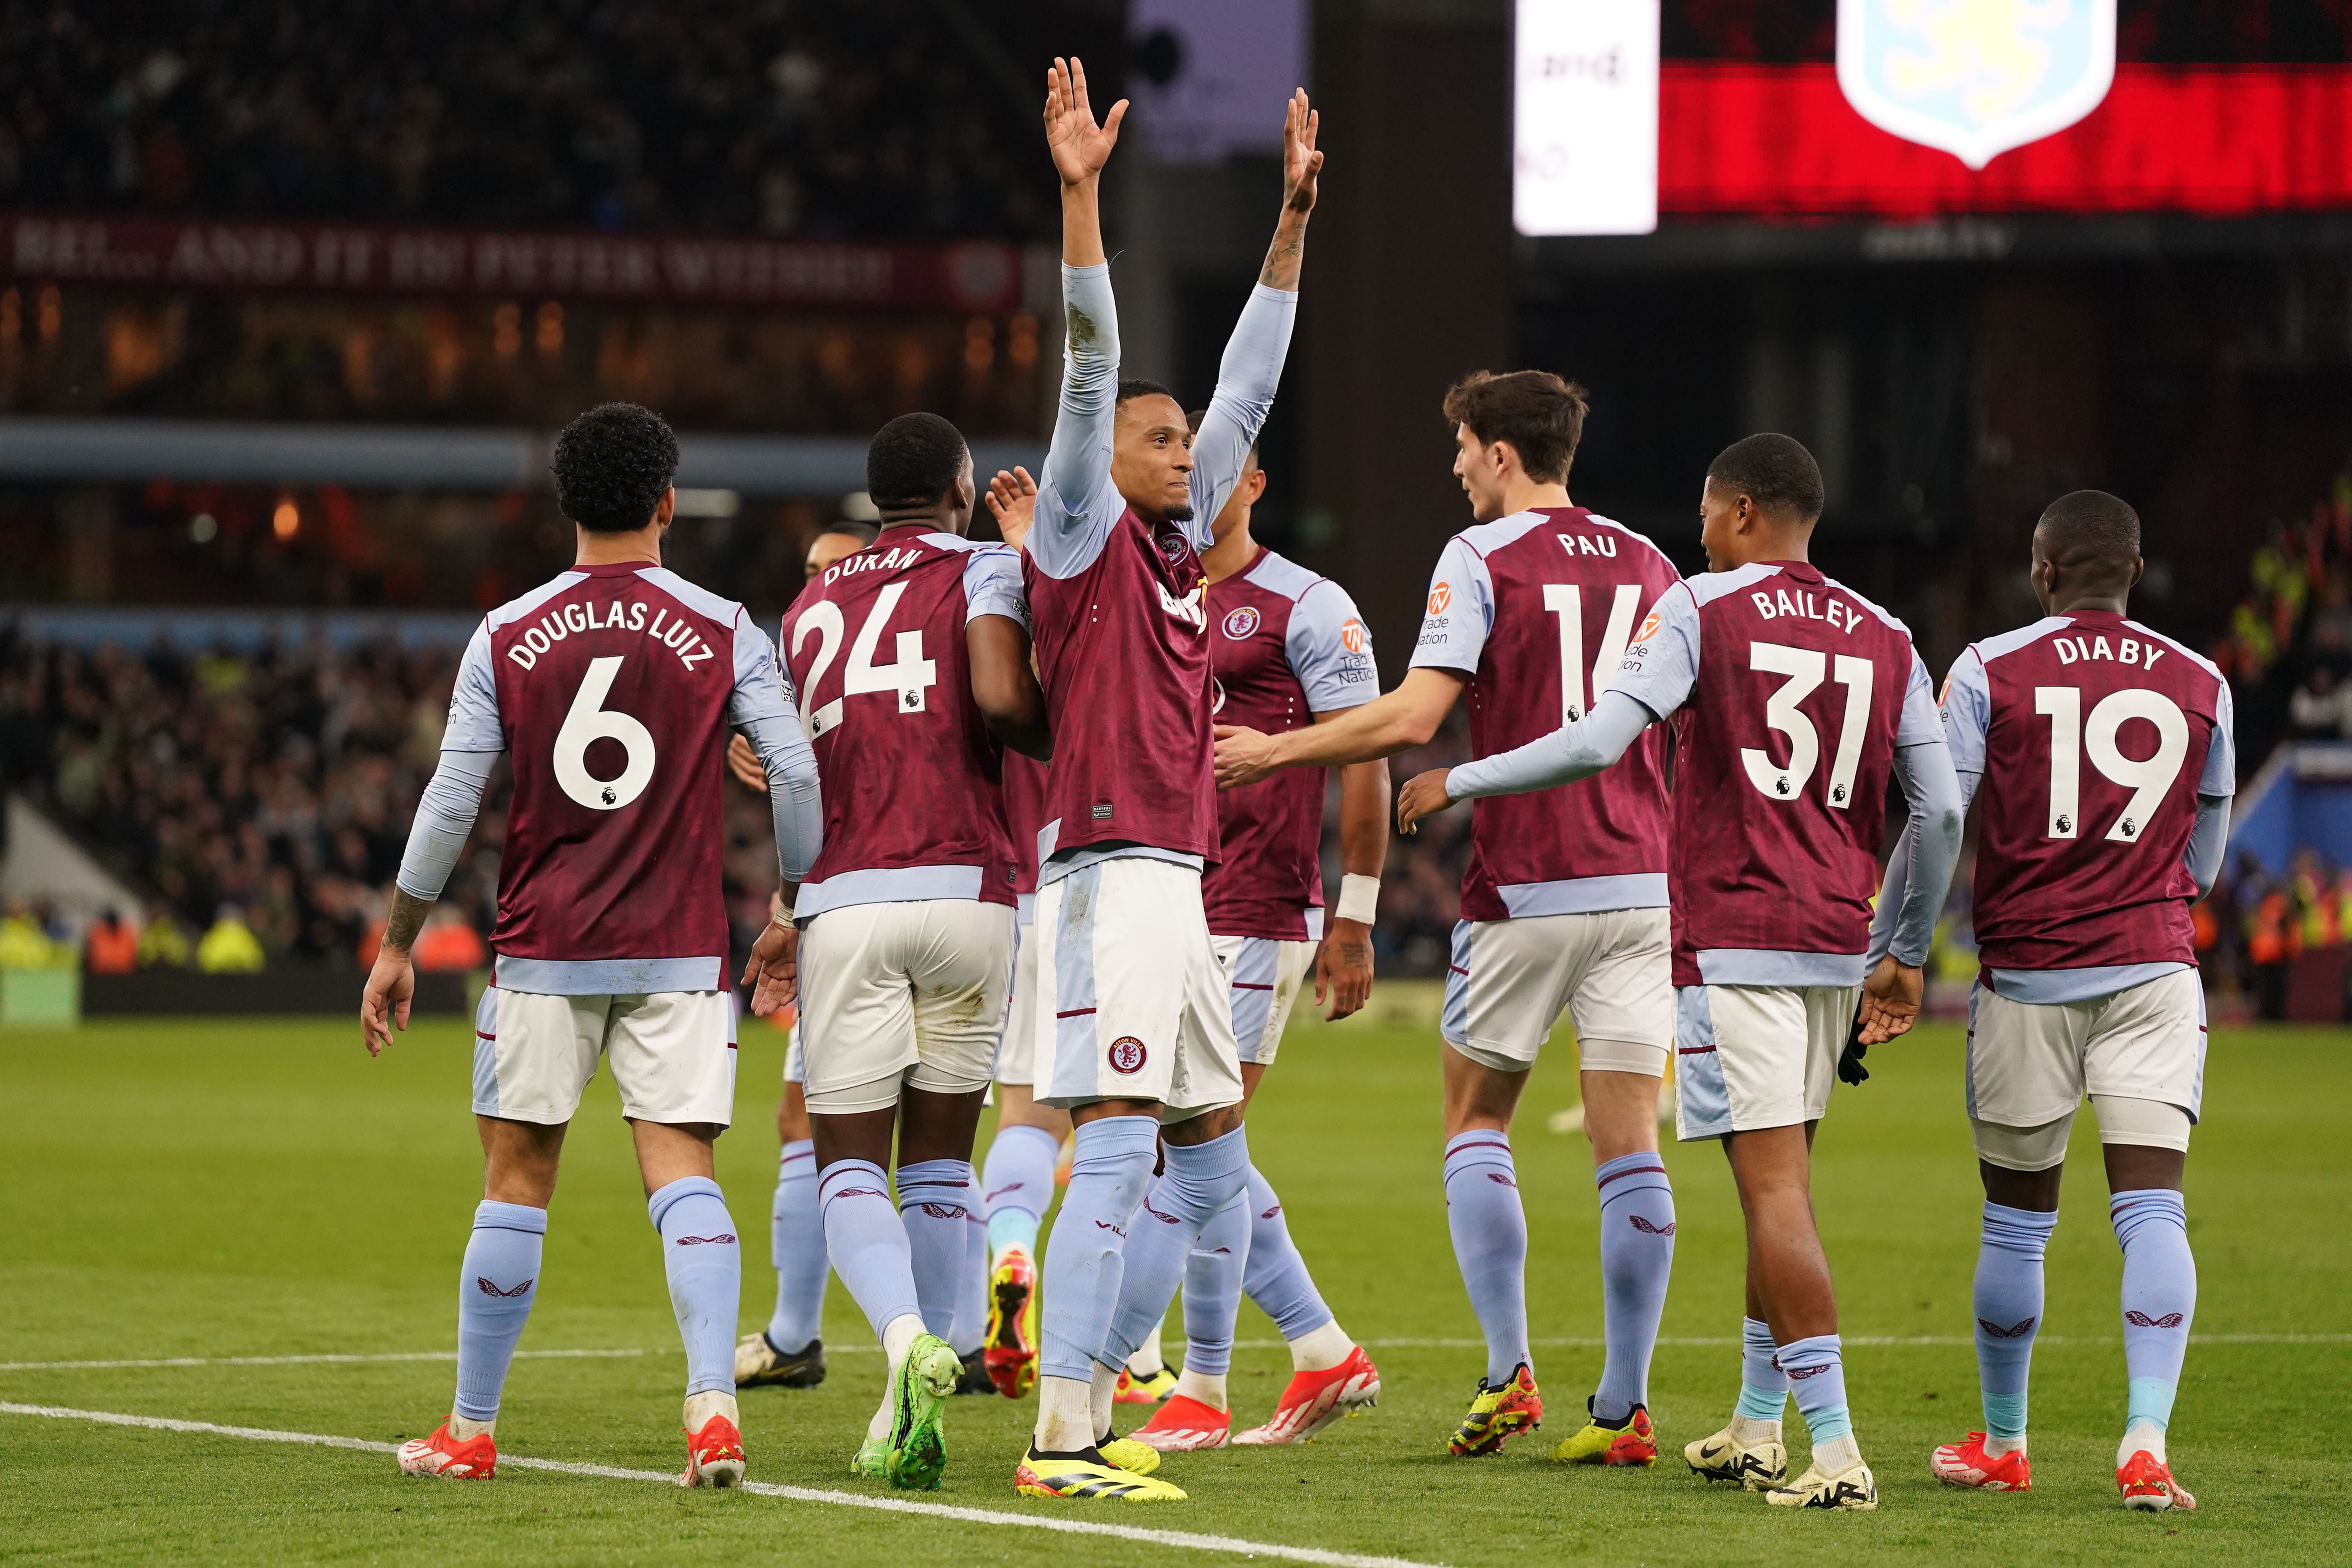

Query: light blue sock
[[1443, 1131, 1529, 1386], [1736, 1315, 1789, 1421], [647, 1176, 739, 1399], [2112, 1188, 2195, 1432], [452, 1200, 544, 1422], [765, 1139, 826, 1354], [1975, 1202, 2057, 1440], [1593, 1152, 1675, 1422], [1037, 1116, 1158, 1382], [982, 1122, 1061, 1258], [952, 1191, 989, 1360], [1181, 1190, 1253, 1378], [819, 1160, 922, 1337], [896, 1158, 978, 1344], [1240, 1164, 1333, 1342], [1104, 1125, 1252, 1368], [1775, 1333, 1853, 1445]]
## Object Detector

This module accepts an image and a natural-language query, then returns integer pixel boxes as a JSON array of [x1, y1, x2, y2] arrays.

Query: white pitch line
[[5, 1332, 2338, 1376], [0, 1402, 1448, 1568]]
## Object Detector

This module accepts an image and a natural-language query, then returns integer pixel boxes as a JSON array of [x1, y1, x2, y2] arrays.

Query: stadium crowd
[[0, 0, 1120, 241]]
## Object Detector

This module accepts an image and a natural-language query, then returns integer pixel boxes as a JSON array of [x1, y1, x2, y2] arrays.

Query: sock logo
[[1783, 1362, 1834, 1381], [1977, 1316, 2037, 1339], [1628, 1214, 1676, 1236], [984, 1184, 1022, 1202], [476, 1276, 533, 1297], [1486, 1172, 1519, 1189], [828, 1187, 888, 1202], [1142, 1199, 1182, 1225], [1091, 1219, 1127, 1238], [1108, 1036, 1147, 1075], [1260, 1204, 1282, 1220], [674, 1234, 738, 1246], [2124, 1310, 2184, 1329], [911, 1203, 969, 1221]]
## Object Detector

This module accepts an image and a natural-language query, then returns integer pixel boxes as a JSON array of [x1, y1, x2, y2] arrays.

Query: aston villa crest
[[1837, 0, 2116, 170]]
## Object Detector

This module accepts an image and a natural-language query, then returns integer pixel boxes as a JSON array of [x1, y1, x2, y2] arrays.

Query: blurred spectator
[[413, 904, 489, 973], [0, 898, 67, 969], [0, 1, 1119, 243], [84, 906, 138, 974], [2241, 855, 2299, 1020], [136, 900, 192, 968], [2288, 663, 2352, 738], [195, 904, 266, 973]]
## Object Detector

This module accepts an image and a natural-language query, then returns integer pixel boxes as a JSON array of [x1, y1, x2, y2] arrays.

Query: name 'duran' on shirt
[[505, 598, 718, 671]]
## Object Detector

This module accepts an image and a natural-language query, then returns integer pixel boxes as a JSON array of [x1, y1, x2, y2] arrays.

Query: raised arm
[[1030, 58, 1128, 579], [1186, 91, 1320, 549]]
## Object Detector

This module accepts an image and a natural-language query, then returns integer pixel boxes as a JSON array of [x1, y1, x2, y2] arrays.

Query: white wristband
[[1335, 874, 1380, 925]]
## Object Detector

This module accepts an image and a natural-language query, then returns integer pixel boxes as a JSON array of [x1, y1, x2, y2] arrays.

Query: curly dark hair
[[550, 402, 680, 532]]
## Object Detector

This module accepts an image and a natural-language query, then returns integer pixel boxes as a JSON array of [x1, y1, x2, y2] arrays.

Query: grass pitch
[[2, 1005, 2346, 1566]]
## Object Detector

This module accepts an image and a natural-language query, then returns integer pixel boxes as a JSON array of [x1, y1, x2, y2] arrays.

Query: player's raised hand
[[742, 910, 799, 1017], [1043, 56, 1125, 186], [1856, 954, 1924, 1045], [726, 732, 768, 793], [1395, 768, 1458, 836], [1214, 724, 1279, 788], [986, 466, 1039, 550], [1279, 88, 1322, 217], [360, 946, 414, 1057]]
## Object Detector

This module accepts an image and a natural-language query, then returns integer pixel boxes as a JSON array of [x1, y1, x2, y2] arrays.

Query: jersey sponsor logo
[[1107, 1035, 1148, 1074], [674, 1233, 738, 1246], [2051, 632, 2166, 670], [1158, 579, 1207, 630], [476, 1276, 533, 1297], [1634, 609, 1662, 644], [1341, 617, 1368, 653], [1749, 587, 1864, 633], [504, 597, 717, 672], [1427, 582, 1453, 615], [1222, 605, 1261, 639]]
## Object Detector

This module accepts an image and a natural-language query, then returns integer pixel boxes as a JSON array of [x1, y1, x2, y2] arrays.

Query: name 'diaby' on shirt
[[2050, 633, 2167, 670], [505, 598, 718, 672]]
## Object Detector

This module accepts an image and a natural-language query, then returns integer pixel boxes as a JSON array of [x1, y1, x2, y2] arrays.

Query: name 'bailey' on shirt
[[504, 597, 719, 672]]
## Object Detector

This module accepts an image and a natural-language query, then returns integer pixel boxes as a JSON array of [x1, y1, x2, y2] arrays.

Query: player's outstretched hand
[[1213, 724, 1278, 789], [986, 466, 1038, 550], [1856, 954, 1924, 1045], [742, 916, 799, 1017], [360, 947, 414, 1057], [1395, 768, 1458, 836], [1316, 918, 1374, 1022], [726, 733, 768, 793], [1280, 88, 1322, 217], [1043, 56, 1125, 186]]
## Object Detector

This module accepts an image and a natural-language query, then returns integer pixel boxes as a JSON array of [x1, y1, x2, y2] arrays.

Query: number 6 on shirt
[[553, 655, 657, 810]]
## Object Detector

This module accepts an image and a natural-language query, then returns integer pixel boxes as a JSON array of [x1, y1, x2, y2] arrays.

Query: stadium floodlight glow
[[1512, 0, 1659, 237], [671, 487, 741, 519], [1837, 0, 2116, 171]]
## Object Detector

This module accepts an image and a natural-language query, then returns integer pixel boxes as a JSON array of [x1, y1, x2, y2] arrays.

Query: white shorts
[[473, 987, 736, 1128], [994, 912, 1042, 1087], [1211, 935, 1318, 1066], [1442, 909, 1672, 1075], [1674, 982, 1861, 1140], [796, 898, 1015, 1115], [1965, 970, 2205, 1166], [1032, 856, 1245, 1121], [783, 1023, 805, 1086]]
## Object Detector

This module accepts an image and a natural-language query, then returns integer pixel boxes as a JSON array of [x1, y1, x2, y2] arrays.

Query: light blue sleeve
[[1940, 648, 1991, 776], [1029, 262, 1125, 580], [2185, 796, 2229, 898], [394, 748, 499, 901], [1884, 735, 1967, 968], [1186, 284, 1298, 552], [724, 609, 793, 729], [1406, 538, 1494, 675], [1444, 688, 1654, 801], [962, 546, 1029, 630], [1896, 649, 1942, 748], [1608, 581, 1701, 722], [1284, 579, 1377, 712], [2200, 677, 2236, 797], [745, 712, 823, 886], [443, 623, 504, 752]]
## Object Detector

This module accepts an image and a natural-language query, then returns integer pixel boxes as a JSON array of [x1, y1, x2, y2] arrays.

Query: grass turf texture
[[2, 1011, 2344, 1566]]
